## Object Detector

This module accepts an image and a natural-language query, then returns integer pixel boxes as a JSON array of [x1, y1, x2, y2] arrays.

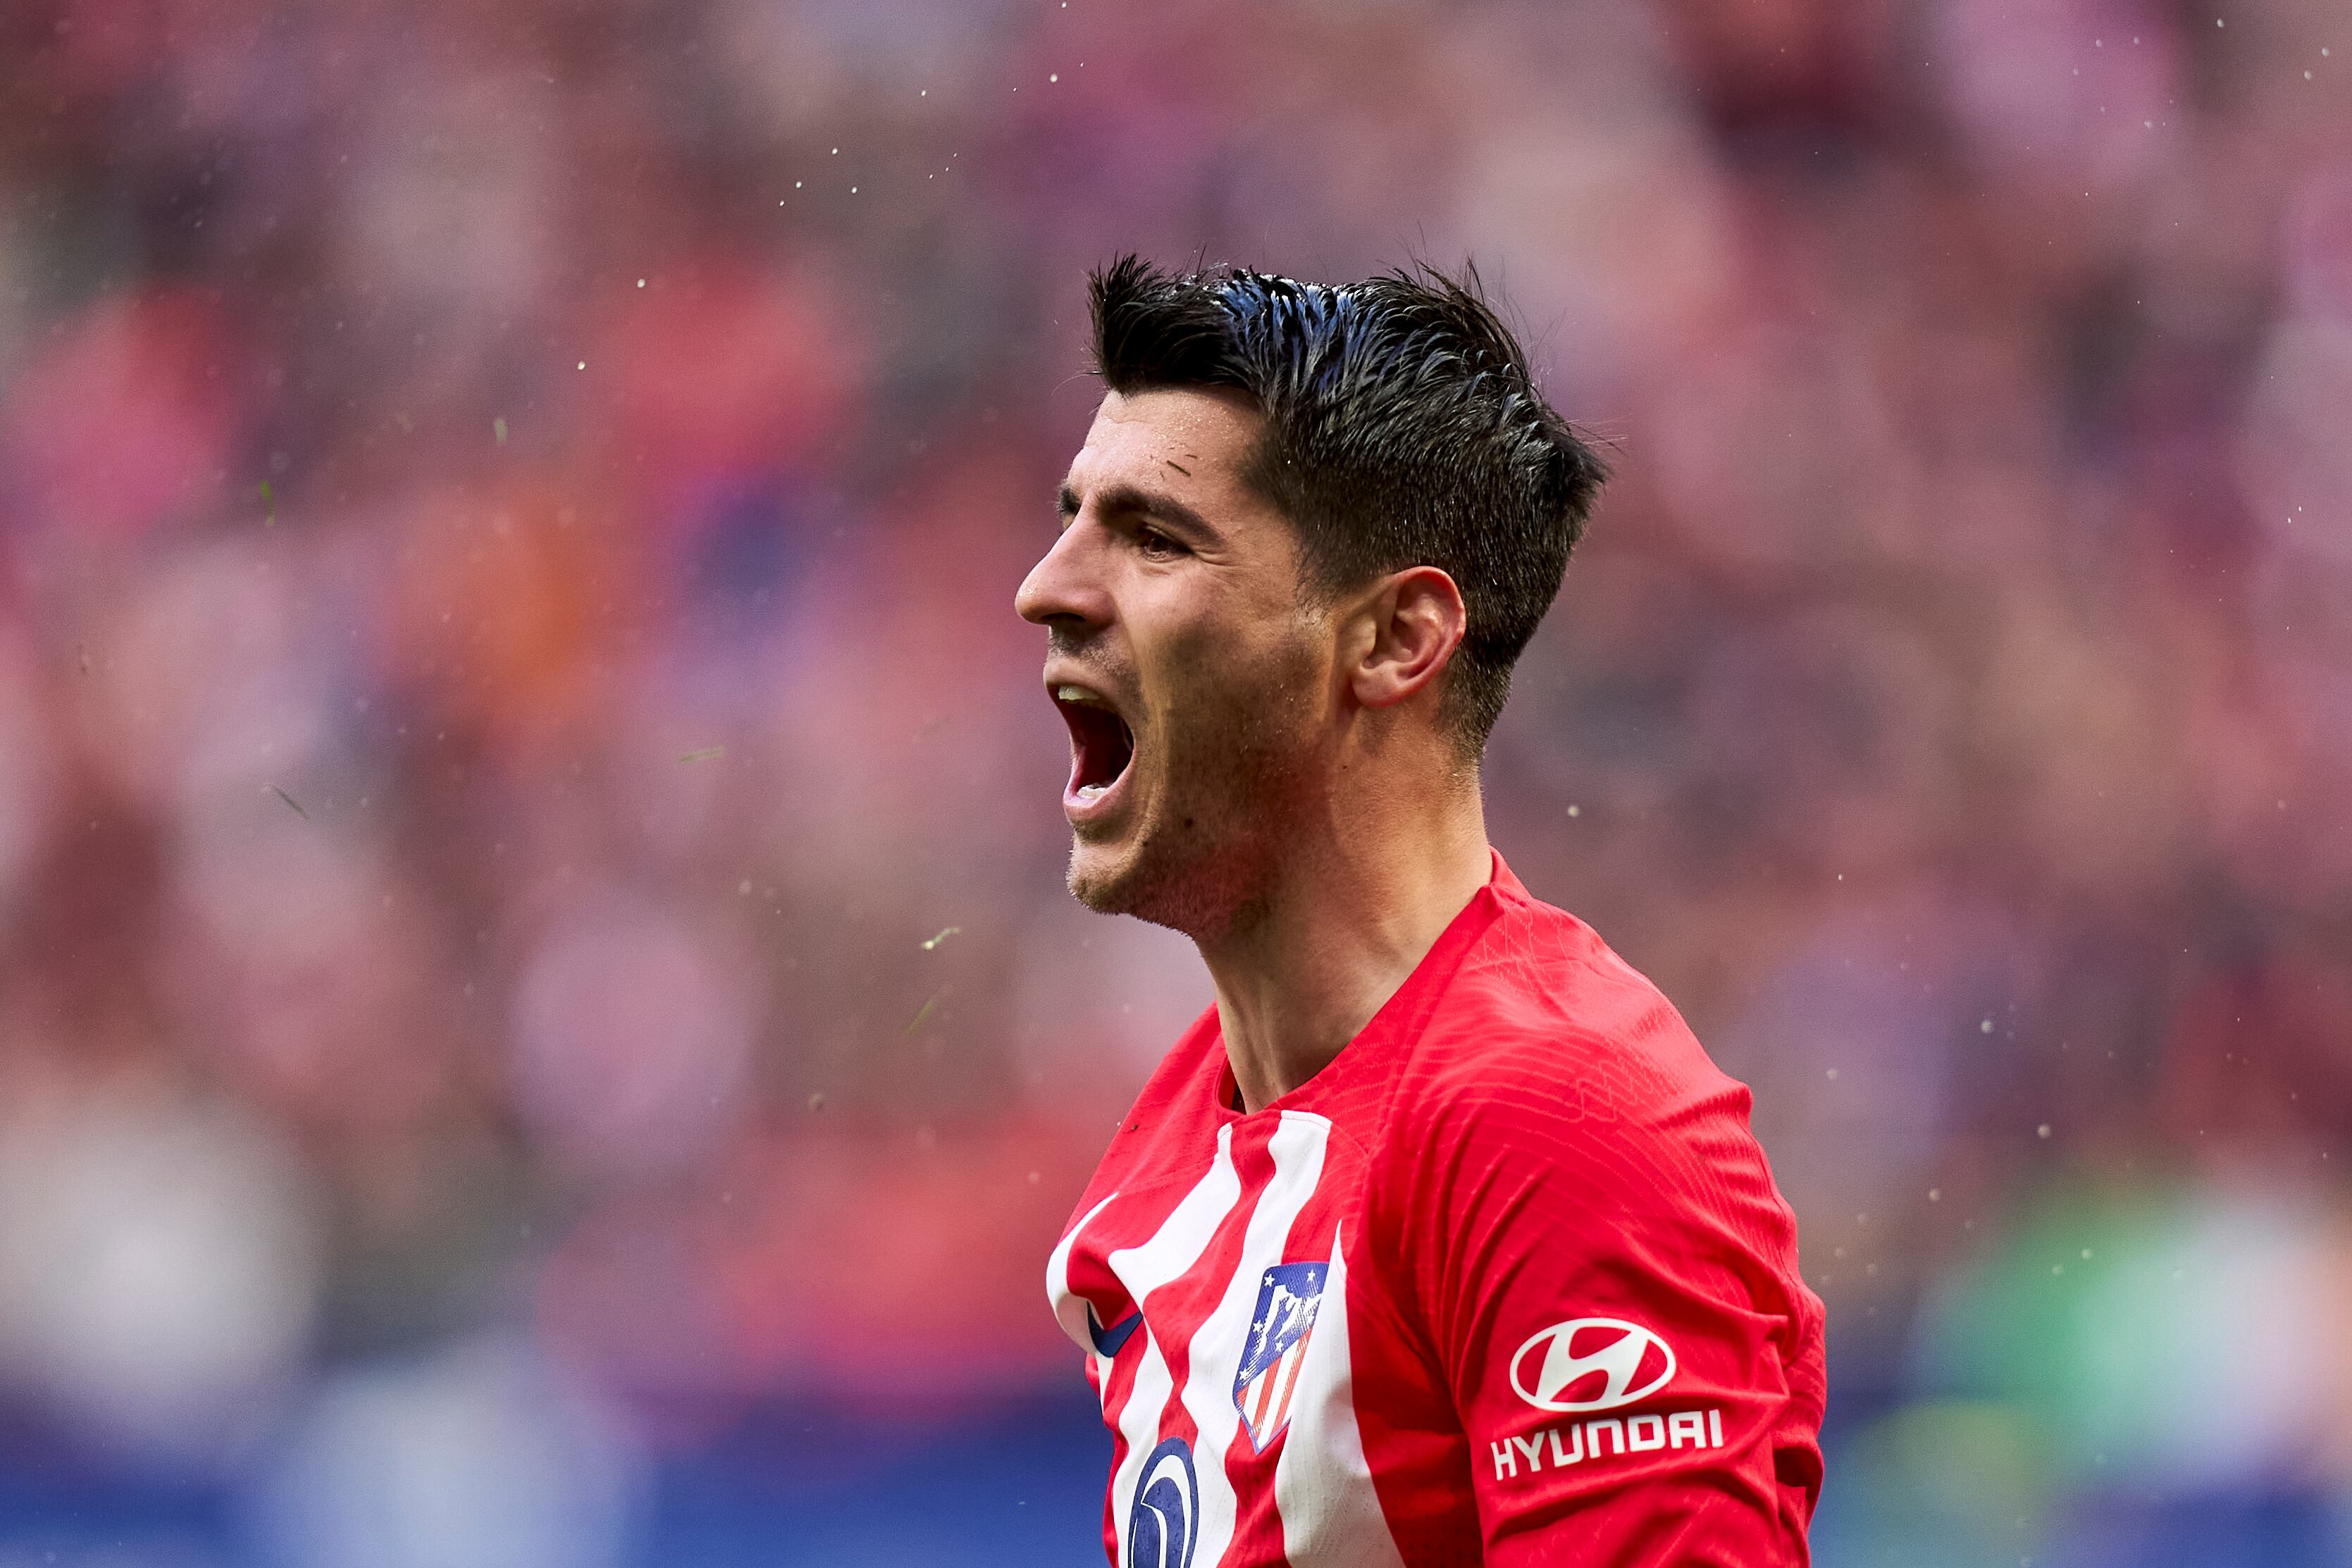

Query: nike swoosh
[[1088, 1307, 1141, 1357]]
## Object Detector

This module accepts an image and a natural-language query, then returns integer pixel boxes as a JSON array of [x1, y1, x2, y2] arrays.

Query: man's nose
[[1015, 518, 1111, 629]]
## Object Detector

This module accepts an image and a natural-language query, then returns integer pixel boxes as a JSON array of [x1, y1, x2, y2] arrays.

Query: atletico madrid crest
[[1233, 1261, 1327, 1451]]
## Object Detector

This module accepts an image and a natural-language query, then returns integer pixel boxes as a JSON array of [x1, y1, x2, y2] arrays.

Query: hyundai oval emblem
[[1507, 1317, 1678, 1412], [1127, 1436, 1199, 1568]]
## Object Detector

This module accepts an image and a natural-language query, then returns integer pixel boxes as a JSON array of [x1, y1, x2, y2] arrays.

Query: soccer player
[[1017, 257, 1825, 1567]]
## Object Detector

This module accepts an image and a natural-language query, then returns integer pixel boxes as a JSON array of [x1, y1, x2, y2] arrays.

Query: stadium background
[[1, 0, 2348, 1563]]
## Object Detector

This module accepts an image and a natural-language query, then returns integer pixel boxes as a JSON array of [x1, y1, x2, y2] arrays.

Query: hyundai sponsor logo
[[1490, 1408, 1726, 1480], [1127, 1436, 1199, 1568], [1508, 1318, 1677, 1412]]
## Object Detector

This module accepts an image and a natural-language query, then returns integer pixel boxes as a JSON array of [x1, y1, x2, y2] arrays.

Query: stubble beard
[[1067, 661, 1321, 946]]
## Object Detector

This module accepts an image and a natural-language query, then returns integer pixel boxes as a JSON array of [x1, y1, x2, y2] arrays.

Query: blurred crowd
[[1, 0, 2348, 1562]]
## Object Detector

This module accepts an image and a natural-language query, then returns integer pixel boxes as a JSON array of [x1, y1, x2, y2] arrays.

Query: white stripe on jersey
[[1046, 1190, 1121, 1356], [1275, 1223, 1409, 1568], [1177, 1112, 1330, 1568], [1104, 1125, 1242, 1568]]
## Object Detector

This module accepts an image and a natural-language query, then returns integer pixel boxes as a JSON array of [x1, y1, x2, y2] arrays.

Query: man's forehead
[[1068, 387, 1262, 487]]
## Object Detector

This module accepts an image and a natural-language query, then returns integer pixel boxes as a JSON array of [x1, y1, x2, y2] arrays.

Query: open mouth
[[1053, 683, 1135, 811]]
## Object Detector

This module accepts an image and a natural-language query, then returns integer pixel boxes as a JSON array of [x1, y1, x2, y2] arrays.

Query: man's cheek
[[1149, 628, 1239, 732]]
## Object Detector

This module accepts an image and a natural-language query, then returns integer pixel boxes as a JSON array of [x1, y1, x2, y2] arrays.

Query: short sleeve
[[1383, 1033, 1824, 1567]]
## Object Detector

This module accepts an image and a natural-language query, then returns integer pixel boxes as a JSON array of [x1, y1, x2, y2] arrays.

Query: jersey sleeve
[[1378, 1026, 1824, 1566]]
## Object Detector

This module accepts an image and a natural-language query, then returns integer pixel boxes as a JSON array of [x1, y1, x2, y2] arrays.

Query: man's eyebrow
[[1087, 483, 1215, 540]]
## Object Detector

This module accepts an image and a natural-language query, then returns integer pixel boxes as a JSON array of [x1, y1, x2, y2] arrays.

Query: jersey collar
[[1210, 847, 1520, 1120]]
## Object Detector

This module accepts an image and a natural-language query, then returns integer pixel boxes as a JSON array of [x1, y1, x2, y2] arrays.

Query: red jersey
[[1046, 854, 1825, 1567]]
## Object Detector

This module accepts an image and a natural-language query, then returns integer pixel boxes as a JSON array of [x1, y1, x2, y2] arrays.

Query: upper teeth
[[1057, 685, 1106, 706]]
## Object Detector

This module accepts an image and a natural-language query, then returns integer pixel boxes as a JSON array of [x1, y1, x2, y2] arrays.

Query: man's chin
[[1066, 839, 1146, 917], [1065, 829, 1260, 941]]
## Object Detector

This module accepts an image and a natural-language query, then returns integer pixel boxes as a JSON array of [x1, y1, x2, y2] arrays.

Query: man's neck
[[1199, 783, 1494, 1113]]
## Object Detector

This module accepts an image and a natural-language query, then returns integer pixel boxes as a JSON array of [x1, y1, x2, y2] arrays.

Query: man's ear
[[1347, 566, 1467, 711]]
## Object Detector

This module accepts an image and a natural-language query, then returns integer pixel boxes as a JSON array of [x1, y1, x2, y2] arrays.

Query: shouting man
[[1019, 257, 1824, 1567]]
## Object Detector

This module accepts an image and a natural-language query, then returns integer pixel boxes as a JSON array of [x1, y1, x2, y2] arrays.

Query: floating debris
[[921, 926, 961, 951], [265, 783, 308, 819], [677, 746, 726, 763], [259, 480, 275, 525], [494, 416, 508, 445], [903, 995, 939, 1035]]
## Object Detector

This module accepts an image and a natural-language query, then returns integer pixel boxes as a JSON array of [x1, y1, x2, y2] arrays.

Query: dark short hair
[[1088, 254, 1609, 756]]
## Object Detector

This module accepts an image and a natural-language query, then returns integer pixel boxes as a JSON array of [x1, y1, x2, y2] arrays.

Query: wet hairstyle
[[1089, 254, 1609, 757]]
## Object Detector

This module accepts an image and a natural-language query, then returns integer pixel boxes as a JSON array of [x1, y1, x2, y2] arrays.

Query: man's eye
[[1137, 528, 1184, 559]]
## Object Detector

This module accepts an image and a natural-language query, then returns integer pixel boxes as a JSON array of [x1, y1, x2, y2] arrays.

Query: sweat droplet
[[2038, 1124, 2053, 1138]]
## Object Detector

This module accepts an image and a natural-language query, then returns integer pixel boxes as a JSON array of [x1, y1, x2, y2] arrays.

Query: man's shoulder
[[1065, 1004, 1227, 1213], [1406, 893, 1738, 1133], [1340, 892, 1789, 1247], [1366, 893, 1806, 1298]]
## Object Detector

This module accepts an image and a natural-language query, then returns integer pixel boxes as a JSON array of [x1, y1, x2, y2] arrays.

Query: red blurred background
[[1, 1, 2348, 1563]]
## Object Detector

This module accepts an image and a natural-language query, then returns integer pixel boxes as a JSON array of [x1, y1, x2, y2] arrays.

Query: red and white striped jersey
[[1046, 854, 1825, 1567]]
